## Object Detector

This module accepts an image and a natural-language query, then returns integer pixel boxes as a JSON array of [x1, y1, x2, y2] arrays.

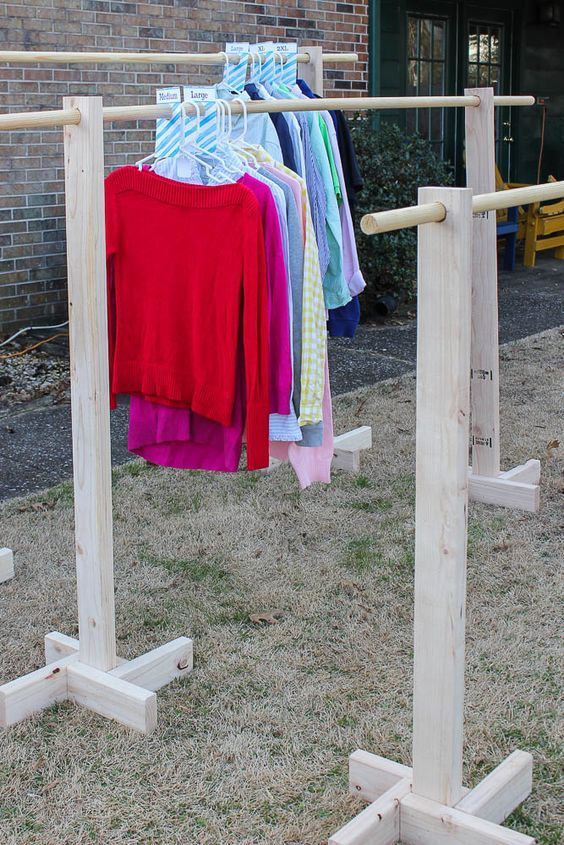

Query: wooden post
[[465, 87, 500, 478], [301, 45, 324, 94], [412, 187, 473, 806], [63, 96, 117, 672], [0, 548, 14, 583]]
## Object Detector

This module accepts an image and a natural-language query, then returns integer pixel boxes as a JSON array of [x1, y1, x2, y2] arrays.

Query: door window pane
[[467, 22, 504, 163], [467, 23, 503, 95], [406, 14, 447, 158]]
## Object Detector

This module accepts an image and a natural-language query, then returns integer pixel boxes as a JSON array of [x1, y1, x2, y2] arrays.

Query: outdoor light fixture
[[537, 0, 561, 26]]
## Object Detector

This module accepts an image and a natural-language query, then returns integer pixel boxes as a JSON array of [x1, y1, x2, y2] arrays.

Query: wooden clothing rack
[[0, 43, 550, 843], [328, 176, 564, 845], [0, 46, 541, 511]]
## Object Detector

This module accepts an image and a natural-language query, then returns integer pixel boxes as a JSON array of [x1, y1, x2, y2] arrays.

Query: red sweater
[[105, 166, 269, 470]]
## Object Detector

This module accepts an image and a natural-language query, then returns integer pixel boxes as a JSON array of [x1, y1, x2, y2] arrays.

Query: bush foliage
[[351, 120, 454, 314]]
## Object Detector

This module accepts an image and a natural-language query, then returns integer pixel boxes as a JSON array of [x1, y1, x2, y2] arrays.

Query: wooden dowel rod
[[0, 50, 357, 65], [473, 179, 564, 212], [0, 93, 538, 133], [95, 94, 539, 119], [361, 180, 564, 234], [492, 95, 535, 106], [0, 108, 80, 130], [361, 202, 446, 234], [101, 96, 484, 124]]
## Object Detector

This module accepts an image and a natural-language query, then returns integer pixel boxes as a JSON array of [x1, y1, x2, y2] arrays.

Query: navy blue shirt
[[244, 83, 298, 174]]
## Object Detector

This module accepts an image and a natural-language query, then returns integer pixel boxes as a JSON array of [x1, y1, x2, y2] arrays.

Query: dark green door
[[405, 3, 458, 165], [461, 5, 515, 181], [403, 1, 517, 182]]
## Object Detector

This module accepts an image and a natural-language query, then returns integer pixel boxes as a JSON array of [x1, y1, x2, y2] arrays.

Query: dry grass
[[0, 328, 562, 845]]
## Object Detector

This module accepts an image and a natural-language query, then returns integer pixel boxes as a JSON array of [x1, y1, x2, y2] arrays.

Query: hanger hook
[[232, 96, 247, 140], [218, 50, 229, 77], [223, 98, 233, 139], [182, 99, 202, 150]]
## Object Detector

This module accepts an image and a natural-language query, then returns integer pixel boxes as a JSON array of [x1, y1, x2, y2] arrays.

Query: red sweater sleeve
[[243, 201, 270, 470], [104, 178, 119, 410]]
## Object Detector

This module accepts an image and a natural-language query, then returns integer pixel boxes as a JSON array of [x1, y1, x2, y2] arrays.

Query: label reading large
[[183, 86, 218, 102]]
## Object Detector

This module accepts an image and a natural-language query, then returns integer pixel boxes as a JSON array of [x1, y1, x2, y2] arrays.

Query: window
[[406, 15, 447, 157], [467, 24, 502, 92], [467, 22, 504, 164]]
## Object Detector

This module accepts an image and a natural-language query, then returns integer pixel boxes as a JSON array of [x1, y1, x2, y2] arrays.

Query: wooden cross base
[[329, 749, 535, 844], [468, 459, 541, 513], [0, 631, 193, 733], [267, 426, 373, 474], [0, 547, 14, 583]]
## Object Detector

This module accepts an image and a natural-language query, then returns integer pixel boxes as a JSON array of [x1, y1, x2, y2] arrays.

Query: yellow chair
[[523, 177, 564, 267], [495, 165, 528, 239]]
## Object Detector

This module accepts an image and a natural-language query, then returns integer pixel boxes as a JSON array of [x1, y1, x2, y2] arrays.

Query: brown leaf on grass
[[546, 438, 560, 459], [249, 610, 284, 625], [17, 501, 53, 513], [493, 541, 510, 553]]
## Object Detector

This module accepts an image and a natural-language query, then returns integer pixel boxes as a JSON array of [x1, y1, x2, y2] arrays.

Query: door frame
[[401, 0, 521, 181], [458, 4, 517, 181]]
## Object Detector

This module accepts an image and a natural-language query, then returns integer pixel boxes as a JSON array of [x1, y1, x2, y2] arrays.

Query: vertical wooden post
[[63, 96, 117, 672], [301, 45, 324, 94], [412, 187, 473, 806], [465, 87, 501, 478]]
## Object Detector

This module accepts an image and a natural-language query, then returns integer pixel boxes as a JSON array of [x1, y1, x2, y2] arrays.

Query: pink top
[[269, 353, 333, 489]]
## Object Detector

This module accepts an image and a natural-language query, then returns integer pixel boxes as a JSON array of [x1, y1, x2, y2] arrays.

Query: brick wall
[[0, 0, 369, 336]]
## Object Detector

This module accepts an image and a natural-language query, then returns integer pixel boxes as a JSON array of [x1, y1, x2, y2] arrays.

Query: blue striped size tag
[[255, 42, 276, 85], [155, 94, 183, 159], [224, 41, 250, 91], [276, 43, 298, 86], [183, 89, 219, 154]]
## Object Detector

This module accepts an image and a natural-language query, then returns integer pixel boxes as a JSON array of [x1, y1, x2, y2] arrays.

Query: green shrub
[[350, 120, 454, 314]]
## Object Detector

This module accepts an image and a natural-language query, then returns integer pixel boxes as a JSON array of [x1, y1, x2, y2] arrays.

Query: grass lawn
[[0, 327, 562, 845]]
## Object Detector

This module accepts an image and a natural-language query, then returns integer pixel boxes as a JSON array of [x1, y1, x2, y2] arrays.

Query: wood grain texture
[[400, 793, 536, 844], [63, 96, 117, 672], [349, 750, 412, 802], [468, 475, 539, 512], [0, 658, 74, 726], [499, 460, 541, 484], [329, 779, 410, 845], [412, 188, 473, 806], [0, 547, 14, 583], [300, 46, 324, 94], [110, 637, 193, 691], [455, 751, 533, 825], [0, 50, 358, 66], [67, 662, 157, 733], [44, 631, 80, 662], [465, 87, 500, 478]]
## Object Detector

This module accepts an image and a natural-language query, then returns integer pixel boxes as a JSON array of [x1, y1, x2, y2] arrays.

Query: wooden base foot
[[468, 460, 540, 512], [265, 426, 373, 475], [0, 547, 14, 583], [329, 778, 411, 845], [334, 749, 535, 844], [0, 632, 193, 733], [333, 426, 373, 472]]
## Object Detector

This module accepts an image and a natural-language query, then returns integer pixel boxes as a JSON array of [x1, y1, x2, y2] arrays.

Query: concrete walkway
[[1, 258, 562, 501]]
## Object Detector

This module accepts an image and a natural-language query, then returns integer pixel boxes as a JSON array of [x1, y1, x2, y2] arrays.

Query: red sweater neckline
[[106, 165, 255, 210]]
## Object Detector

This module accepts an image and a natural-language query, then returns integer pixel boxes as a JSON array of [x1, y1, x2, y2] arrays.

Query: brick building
[[0, 1, 370, 336]]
